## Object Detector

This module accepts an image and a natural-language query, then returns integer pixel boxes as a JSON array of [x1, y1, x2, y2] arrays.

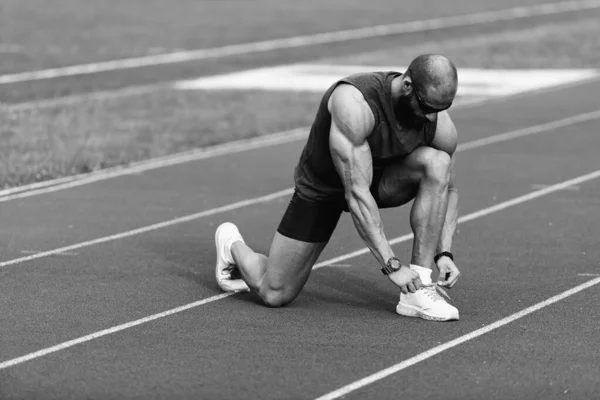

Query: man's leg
[[375, 146, 458, 321], [214, 192, 342, 307], [231, 233, 327, 307], [376, 146, 451, 268]]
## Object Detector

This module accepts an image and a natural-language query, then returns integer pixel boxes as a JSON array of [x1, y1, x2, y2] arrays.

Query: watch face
[[389, 258, 401, 269]]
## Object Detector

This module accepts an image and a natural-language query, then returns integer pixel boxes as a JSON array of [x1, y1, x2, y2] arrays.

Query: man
[[214, 54, 461, 321]]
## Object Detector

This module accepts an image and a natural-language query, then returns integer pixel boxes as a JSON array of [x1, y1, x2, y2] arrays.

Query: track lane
[[2, 170, 599, 399]]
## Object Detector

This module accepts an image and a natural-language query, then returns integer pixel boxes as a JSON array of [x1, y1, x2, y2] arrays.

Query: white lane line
[[314, 275, 600, 400], [1, 169, 598, 370], [0, 128, 307, 201], [1, 109, 598, 269], [1, 102, 599, 203], [0, 188, 294, 269], [578, 273, 600, 276], [0, 0, 598, 84], [21, 250, 79, 257], [457, 109, 600, 151], [0, 293, 235, 370], [531, 184, 580, 191]]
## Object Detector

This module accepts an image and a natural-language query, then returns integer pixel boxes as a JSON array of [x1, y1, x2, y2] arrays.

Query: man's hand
[[436, 257, 460, 288], [388, 265, 424, 294]]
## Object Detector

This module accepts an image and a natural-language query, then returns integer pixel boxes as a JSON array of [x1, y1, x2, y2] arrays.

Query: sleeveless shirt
[[294, 71, 437, 201]]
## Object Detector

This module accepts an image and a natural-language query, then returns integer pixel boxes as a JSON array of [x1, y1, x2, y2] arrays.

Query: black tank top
[[294, 71, 437, 201]]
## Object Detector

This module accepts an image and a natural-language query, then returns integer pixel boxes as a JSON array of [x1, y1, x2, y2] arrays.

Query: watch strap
[[434, 251, 454, 263]]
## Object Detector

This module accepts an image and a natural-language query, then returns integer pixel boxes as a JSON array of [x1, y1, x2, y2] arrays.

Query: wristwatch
[[381, 256, 403, 275]]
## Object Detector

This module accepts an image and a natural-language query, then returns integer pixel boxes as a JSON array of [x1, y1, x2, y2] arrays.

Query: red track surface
[[1, 77, 600, 399]]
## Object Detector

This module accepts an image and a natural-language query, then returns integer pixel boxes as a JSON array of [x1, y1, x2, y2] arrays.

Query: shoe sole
[[396, 303, 459, 322]]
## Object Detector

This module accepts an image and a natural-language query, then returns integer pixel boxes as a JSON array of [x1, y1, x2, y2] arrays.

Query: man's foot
[[396, 265, 459, 321], [396, 286, 459, 321], [214, 222, 250, 293]]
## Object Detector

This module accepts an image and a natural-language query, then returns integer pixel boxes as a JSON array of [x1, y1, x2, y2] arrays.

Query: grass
[[1, 16, 599, 188], [0, 90, 322, 187]]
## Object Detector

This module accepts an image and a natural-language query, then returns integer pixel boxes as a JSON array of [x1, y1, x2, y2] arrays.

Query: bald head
[[406, 54, 458, 109]]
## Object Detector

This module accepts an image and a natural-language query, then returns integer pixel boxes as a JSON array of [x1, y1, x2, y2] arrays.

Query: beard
[[394, 96, 428, 128]]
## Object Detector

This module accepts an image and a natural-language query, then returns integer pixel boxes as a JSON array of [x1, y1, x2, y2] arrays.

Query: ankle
[[410, 264, 433, 285]]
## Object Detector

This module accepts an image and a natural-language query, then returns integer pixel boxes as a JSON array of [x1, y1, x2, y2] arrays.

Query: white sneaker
[[214, 222, 250, 293], [396, 265, 459, 321], [396, 285, 459, 321]]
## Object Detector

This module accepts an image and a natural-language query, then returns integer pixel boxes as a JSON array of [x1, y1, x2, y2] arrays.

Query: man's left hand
[[436, 256, 460, 288]]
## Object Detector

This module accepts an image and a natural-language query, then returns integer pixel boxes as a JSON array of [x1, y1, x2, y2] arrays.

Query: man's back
[[294, 71, 437, 202]]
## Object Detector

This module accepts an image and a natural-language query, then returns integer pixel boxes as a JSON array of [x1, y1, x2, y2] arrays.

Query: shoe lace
[[420, 284, 452, 302]]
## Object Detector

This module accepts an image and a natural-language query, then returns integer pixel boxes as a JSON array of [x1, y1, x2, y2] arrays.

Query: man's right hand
[[387, 265, 424, 294]]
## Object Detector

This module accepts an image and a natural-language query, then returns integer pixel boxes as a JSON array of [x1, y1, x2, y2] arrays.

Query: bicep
[[329, 119, 373, 194], [327, 85, 375, 196]]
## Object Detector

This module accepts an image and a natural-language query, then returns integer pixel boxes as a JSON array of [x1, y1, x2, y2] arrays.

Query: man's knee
[[419, 148, 451, 183], [260, 286, 297, 308]]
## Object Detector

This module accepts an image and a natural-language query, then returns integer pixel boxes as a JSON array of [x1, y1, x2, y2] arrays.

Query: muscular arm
[[437, 158, 458, 253], [432, 111, 459, 255], [328, 84, 395, 268]]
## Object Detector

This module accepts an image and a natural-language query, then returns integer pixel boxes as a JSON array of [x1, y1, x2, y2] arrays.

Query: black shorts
[[276, 170, 387, 243]]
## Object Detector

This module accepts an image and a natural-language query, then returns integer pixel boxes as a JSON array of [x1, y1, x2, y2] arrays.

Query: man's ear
[[402, 77, 413, 93]]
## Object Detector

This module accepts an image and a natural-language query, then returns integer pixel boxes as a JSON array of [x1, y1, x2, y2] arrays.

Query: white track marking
[[1, 101, 599, 202], [314, 275, 600, 400], [0, 128, 307, 201], [1, 169, 598, 370], [0, 188, 294, 269], [531, 183, 580, 191], [0, 293, 235, 370], [457, 109, 600, 151], [578, 273, 600, 276], [0, 0, 599, 84], [21, 250, 79, 256], [0, 110, 598, 269]]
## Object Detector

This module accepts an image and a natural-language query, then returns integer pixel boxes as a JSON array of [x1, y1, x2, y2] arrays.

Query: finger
[[440, 270, 460, 288], [436, 269, 448, 286], [448, 272, 461, 288], [406, 282, 416, 293], [400, 285, 408, 294], [413, 276, 424, 290]]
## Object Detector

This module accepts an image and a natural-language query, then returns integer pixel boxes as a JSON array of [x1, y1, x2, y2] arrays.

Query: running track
[[1, 80, 600, 399]]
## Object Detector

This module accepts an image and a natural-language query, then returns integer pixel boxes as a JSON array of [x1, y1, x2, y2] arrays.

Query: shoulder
[[432, 111, 458, 155], [327, 83, 376, 144]]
